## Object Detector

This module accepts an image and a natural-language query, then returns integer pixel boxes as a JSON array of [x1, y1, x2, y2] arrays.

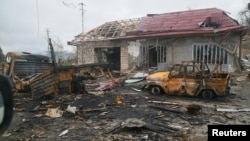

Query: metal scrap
[[125, 72, 148, 83]]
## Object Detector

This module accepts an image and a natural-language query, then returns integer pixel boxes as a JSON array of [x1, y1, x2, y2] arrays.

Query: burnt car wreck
[[142, 61, 231, 99]]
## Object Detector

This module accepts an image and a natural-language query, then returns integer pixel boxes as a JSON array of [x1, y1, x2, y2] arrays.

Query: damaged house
[[68, 8, 246, 72]]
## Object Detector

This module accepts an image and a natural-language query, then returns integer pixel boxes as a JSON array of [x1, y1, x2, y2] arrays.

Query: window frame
[[192, 43, 228, 64]]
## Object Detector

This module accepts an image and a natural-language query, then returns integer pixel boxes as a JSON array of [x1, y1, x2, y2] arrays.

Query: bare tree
[[238, 3, 250, 30], [52, 37, 65, 64]]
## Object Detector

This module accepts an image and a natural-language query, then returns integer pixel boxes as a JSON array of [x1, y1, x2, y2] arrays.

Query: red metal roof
[[126, 8, 245, 38]]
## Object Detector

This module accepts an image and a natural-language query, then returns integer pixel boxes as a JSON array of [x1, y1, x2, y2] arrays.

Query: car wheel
[[0, 75, 13, 134], [201, 90, 214, 99], [150, 86, 162, 95]]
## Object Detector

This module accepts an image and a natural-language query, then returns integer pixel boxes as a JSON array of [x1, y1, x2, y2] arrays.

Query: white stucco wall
[[166, 35, 240, 72], [128, 41, 140, 57], [125, 35, 241, 72], [127, 40, 141, 69]]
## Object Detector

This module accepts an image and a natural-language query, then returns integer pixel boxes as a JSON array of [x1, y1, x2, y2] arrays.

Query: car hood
[[146, 71, 170, 81]]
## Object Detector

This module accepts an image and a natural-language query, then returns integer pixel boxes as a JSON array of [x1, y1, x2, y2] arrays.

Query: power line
[[62, 0, 85, 33]]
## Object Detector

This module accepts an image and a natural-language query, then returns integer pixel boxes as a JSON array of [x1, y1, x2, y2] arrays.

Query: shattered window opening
[[139, 45, 167, 69], [139, 46, 149, 69], [157, 45, 167, 64], [193, 44, 228, 64]]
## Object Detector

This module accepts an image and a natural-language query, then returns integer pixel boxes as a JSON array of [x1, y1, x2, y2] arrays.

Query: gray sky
[[0, 0, 248, 54]]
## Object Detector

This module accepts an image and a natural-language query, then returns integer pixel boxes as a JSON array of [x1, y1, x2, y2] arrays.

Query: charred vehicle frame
[[142, 61, 231, 99]]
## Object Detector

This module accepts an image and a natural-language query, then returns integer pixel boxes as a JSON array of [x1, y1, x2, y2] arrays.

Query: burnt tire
[[0, 75, 13, 134], [150, 86, 162, 95], [201, 90, 214, 99]]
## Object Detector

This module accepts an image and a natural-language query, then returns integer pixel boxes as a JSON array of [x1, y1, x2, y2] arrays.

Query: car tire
[[201, 90, 214, 99], [150, 86, 162, 95], [0, 75, 13, 134]]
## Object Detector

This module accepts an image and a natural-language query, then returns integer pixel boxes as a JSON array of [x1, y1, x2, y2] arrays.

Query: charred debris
[[2, 38, 126, 99]]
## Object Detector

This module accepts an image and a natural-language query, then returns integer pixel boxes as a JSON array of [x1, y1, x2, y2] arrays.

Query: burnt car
[[142, 61, 231, 99]]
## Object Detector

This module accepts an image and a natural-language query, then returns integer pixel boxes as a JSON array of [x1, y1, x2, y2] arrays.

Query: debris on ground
[[1, 71, 250, 141], [185, 104, 202, 115], [125, 72, 148, 83], [66, 105, 77, 114], [59, 129, 69, 137], [216, 105, 250, 112], [45, 107, 63, 118], [95, 78, 123, 91]]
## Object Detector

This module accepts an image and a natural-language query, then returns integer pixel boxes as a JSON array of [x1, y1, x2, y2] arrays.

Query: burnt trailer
[[29, 62, 109, 99], [2, 52, 53, 92]]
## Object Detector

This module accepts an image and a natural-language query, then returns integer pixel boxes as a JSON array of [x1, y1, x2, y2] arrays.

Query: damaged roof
[[126, 8, 245, 38], [69, 18, 140, 44], [138, 8, 239, 32], [69, 8, 245, 44]]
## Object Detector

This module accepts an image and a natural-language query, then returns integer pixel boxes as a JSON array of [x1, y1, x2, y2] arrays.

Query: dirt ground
[[1, 71, 250, 141]]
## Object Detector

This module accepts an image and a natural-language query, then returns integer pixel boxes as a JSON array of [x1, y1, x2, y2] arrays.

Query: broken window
[[193, 44, 228, 64], [139, 45, 167, 68], [95, 47, 121, 70], [139, 46, 149, 68], [157, 45, 167, 63]]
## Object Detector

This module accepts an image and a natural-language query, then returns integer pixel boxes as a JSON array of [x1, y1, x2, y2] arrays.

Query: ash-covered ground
[[1, 72, 250, 141]]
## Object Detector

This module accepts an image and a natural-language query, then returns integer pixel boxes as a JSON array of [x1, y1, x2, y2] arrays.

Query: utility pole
[[62, 1, 85, 33], [46, 29, 51, 53], [79, 2, 85, 33]]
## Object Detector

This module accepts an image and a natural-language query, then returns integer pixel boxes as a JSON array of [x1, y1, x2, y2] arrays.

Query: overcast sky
[[0, 0, 248, 54]]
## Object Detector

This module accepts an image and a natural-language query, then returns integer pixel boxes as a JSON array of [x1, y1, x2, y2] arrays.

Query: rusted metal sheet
[[29, 62, 112, 99], [58, 69, 75, 81], [30, 70, 58, 99], [2, 52, 53, 92], [205, 73, 230, 96]]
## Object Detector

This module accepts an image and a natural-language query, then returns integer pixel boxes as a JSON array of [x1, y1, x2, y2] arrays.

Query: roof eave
[[122, 26, 246, 40]]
